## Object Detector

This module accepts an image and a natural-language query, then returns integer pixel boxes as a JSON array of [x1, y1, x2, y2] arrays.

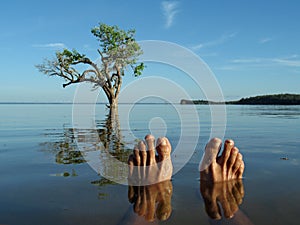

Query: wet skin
[[127, 135, 173, 221], [199, 138, 245, 183], [127, 135, 246, 222], [128, 134, 173, 186]]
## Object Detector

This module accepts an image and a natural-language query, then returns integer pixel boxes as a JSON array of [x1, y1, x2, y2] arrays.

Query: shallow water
[[0, 104, 300, 225]]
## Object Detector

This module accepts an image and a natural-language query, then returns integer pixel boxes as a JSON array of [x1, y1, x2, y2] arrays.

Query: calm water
[[0, 104, 300, 225]]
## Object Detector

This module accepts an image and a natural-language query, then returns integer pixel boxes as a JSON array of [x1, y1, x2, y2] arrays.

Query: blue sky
[[1, 0, 300, 102]]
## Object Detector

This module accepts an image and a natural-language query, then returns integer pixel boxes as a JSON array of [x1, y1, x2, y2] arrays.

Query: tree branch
[[111, 66, 122, 98], [62, 78, 80, 88], [98, 49, 112, 88]]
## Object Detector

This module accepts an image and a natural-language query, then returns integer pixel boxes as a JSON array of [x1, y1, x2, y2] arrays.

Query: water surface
[[1, 104, 300, 225]]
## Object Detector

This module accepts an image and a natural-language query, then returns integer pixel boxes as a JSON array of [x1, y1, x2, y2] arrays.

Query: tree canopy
[[36, 23, 144, 109]]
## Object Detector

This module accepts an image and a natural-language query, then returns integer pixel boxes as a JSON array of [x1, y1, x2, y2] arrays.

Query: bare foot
[[199, 138, 244, 182], [128, 180, 173, 222], [200, 179, 245, 219], [128, 134, 173, 186]]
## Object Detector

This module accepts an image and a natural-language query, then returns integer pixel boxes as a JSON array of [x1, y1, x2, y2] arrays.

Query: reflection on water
[[240, 105, 300, 119], [200, 180, 245, 220], [40, 128, 86, 164], [40, 112, 132, 165], [40, 110, 133, 192], [128, 180, 173, 222], [40, 108, 247, 223]]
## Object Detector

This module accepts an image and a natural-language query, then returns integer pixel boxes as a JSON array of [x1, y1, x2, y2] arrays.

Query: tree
[[36, 23, 145, 111]]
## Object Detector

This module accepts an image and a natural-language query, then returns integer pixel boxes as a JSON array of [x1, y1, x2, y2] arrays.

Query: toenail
[[226, 139, 234, 145], [232, 147, 239, 153], [156, 137, 167, 147], [145, 134, 155, 140]]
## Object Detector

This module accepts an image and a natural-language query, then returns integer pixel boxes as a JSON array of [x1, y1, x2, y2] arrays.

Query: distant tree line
[[180, 94, 300, 105]]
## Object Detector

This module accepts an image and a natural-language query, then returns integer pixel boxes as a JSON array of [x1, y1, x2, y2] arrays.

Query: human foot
[[200, 179, 245, 219], [128, 180, 173, 222], [199, 138, 244, 182], [128, 134, 173, 185]]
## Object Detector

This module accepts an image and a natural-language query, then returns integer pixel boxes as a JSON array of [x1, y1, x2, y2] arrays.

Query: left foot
[[200, 138, 244, 182], [128, 134, 173, 186]]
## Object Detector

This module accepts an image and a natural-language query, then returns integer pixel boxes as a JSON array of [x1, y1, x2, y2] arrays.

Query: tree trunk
[[107, 96, 121, 150], [108, 96, 118, 120]]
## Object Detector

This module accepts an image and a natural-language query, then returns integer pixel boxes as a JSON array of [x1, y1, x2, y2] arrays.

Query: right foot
[[199, 138, 245, 182]]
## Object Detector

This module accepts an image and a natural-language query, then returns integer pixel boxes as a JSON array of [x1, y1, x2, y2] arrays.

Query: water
[[0, 104, 300, 225]]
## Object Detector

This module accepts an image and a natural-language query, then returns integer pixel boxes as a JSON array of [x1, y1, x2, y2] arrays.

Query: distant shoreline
[[0, 102, 174, 105], [2, 94, 300, 105], [180, 93, 300, 105]]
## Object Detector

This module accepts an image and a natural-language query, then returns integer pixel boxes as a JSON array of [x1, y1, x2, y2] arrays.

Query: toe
[[218, 139, 234, 167], [145, 134, 155, 149], [237, 161, 245, 179], [128, 154, 134, 166], [145, 134, 156, 165], [227, 147, 239, 179], [155, 137, 173, 182], [156, 137, 172, 161], [138, 141, 147, 166], [199, 137, 222, 172], [232, 153, 242, 175], [133, 145, 141, 166], [128, 155, 134, 176]]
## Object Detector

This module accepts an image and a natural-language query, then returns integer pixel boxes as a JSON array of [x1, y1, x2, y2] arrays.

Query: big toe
[[156, 137, 172, 161], [199, 138, 222, 171], [145, 134, 156, 165], [218, 139, 234, 166]]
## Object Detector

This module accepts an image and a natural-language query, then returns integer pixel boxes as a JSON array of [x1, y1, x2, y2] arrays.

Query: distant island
[[180, 94, 300, 105]]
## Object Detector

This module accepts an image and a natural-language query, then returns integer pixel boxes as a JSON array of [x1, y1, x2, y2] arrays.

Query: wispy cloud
[[228, 55, 300, 69], [259, 37, 272, 44], [231, 58, 264, 64], [192, 32, 238, 51], [161, 1, 179, 28], [272, 58, 300, 67], [216, 55, 300, 71], [233, 57, 300, 67], [32, 43, 66, 49]]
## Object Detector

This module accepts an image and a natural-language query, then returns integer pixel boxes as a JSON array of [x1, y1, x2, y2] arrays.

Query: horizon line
[[0, 102, 177, 105]]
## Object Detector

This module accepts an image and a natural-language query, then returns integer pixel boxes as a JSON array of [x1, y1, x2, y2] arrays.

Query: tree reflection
[[40, 109, 131, 186], [41, 110, 130, 160], [40, 126, 86, 165]]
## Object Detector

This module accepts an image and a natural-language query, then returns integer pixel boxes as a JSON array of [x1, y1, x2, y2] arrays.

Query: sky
[[1, 0, 300, 103]]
